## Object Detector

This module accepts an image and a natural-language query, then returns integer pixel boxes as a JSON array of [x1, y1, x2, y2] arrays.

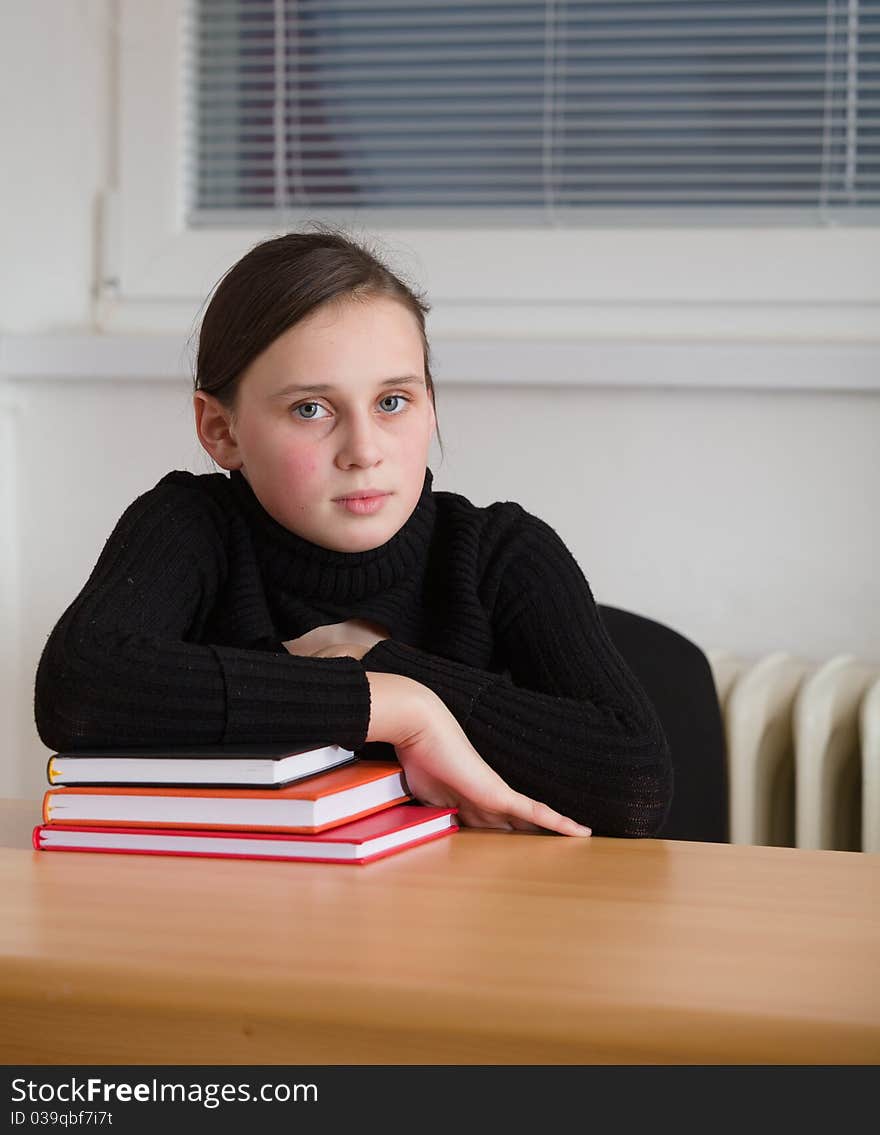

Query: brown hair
[[193, 225, 442, 453]]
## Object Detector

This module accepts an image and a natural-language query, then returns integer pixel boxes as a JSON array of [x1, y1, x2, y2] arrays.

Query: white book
[[47, 742, 355, 788]]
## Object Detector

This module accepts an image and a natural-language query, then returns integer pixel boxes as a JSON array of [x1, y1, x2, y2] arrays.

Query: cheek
[[399, 417, 433, 458], [279, 451, 320, 492], [271, 451, 320, 513]]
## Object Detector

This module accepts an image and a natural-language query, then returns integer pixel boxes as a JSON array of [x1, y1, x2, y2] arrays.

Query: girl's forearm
[[364, 671, 435, 746]]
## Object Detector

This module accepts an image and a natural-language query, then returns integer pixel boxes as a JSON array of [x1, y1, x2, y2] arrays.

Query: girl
[[34, 230, 672, 837]]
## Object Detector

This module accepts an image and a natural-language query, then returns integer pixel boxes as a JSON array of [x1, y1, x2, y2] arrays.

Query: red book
[[42, 761, 409, 834], [33, 804, 458, 865]]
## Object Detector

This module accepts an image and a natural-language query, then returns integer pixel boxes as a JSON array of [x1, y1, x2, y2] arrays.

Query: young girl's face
[[202, 294, 436, 553]]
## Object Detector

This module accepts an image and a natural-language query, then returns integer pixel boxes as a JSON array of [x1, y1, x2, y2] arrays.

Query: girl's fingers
[[458, 788, 591, 837], [473, 767, 590, 837], [454, 802, 514, 830], [395, 717, 590, 836], [507, 817, 547, 834], [507, 793, 591, 837]]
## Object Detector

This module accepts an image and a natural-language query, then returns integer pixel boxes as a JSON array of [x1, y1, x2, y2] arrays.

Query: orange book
[[42, 761, 409, 834]]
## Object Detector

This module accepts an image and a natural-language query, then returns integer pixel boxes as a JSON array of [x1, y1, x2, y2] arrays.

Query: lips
[[334, 491, 389, 501], [334, 493, 390, 516]]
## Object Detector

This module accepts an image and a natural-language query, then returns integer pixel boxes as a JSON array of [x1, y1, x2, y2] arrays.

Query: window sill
[[1, 332, 878, 392]]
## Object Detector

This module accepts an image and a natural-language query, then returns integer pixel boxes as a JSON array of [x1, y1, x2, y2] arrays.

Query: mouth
[[333, 491, 390, 502], [333, 492, 391, 515]]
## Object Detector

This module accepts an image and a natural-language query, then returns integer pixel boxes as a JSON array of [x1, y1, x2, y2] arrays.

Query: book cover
[[42, 761, 409, 834], [33, 804, 458, 865], [46, 741, 355, 788]]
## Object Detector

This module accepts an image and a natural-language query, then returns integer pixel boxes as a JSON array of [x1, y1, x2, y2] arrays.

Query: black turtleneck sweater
[[34, 468, 672, 836]]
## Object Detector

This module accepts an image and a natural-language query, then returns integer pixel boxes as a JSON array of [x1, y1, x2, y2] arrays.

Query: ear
[[193, 392, 242, 470]]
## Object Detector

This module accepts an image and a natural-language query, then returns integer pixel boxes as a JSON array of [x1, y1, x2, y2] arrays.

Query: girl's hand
[[307, 642, 374, 661], [387, 684, 591, 837], [283, 618, 389, 658]]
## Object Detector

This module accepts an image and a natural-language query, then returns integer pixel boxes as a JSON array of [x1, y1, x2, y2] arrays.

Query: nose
[[334, 409, 384, 470]]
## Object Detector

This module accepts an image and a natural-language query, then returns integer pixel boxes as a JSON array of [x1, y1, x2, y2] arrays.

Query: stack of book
[[32, 743, 458, 865]]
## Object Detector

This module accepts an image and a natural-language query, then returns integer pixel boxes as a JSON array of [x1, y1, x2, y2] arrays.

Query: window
[[101, 0, 880, 353], [189, 0, 880, 225]]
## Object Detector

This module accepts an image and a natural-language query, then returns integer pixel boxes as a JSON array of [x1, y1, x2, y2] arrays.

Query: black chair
[[597, 605, 729, 843]]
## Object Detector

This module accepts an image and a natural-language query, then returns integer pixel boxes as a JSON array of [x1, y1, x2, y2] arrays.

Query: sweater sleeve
[[33, 483, 371, 753], [360, 510, 672, 836]]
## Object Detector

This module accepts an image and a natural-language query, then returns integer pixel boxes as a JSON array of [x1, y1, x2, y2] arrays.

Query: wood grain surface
[[2, 798, 878, 1064]]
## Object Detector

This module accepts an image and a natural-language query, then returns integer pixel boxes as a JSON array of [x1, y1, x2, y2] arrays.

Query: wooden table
[[2, 798, 878, 1064]]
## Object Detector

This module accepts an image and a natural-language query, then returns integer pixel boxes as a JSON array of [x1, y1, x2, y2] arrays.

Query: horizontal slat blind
[[185, 0, 880, 223]]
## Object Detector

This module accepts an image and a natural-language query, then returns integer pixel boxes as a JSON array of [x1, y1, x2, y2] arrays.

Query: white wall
[[1, 1, 878, 801], [0, 0, 109, 332]]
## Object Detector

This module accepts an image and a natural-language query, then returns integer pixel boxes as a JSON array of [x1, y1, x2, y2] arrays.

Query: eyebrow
[[271, 376, 425, 397]]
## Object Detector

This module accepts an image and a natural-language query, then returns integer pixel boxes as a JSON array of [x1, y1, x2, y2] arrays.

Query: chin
[[340, 530, 395, 553], [305, 518, 384, 552]]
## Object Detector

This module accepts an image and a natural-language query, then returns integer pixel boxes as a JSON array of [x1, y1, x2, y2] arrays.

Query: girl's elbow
[[598, 737, 673, 839], [34, 687, 99, 753], [628, 744, 674, 838], [34, 647, 108, 752]]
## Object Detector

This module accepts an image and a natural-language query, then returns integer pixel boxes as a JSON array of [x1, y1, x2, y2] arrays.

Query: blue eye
[[293, 402, 328, 420], [291, 394, 409, 420]]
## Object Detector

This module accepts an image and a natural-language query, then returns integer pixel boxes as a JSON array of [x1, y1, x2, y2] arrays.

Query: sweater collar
[[228, 467, 437, 605]]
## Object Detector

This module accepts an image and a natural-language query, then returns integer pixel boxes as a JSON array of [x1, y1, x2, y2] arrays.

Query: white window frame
[[99, 0, 880, 353]]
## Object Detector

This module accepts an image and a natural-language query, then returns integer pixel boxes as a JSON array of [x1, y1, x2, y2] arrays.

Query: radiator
[[707, 651, 880, 853]]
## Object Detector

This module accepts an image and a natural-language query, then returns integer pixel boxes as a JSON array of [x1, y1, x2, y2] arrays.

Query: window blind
[[185, 0, 880, 225]]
